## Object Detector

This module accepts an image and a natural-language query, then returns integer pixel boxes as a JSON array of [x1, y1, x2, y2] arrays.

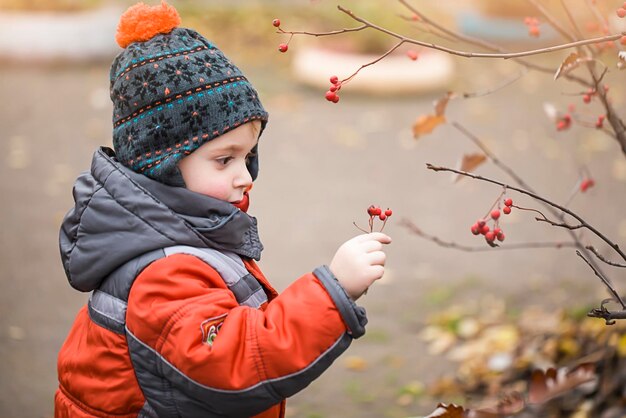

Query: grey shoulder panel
[[313, 265, 368, 338], [164, 246, 268, 308], [88, 249, 165, 334]]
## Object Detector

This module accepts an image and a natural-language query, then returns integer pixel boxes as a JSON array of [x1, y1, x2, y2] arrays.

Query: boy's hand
[[329, 233, 392, 301]]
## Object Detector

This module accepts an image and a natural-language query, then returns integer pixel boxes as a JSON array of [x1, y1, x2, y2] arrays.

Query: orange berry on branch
[[528, 26, 540, 37]]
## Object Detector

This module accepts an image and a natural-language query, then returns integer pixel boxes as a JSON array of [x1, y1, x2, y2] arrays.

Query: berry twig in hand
[[354, 205, 393, 234]]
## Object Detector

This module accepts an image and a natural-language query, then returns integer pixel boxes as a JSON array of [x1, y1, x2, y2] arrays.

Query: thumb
[[367, 232, 392, 244]]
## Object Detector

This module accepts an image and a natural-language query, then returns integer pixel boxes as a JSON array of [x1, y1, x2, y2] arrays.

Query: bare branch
[[586, 246, 626, 268], [461, 70, 528, 99], [587, 299, 626, 325], [342, 41, 406, 84], [535, 217, 585, 230], [396, 0, 592, 86], [401, 219, 576, 252], [575, 251, 625, 313], [425, 163, 626, 309], [426, 164, 626, 261], [276, 25, 368, 38], [526, 0, 578, 43], [337, 5, 624, 60]]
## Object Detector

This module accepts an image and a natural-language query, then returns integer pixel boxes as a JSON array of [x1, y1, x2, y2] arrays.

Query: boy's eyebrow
[[210, 143, 257, 154]]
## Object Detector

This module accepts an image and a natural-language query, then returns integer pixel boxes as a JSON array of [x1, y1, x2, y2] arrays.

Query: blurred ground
[[2, 2, 626, 418]]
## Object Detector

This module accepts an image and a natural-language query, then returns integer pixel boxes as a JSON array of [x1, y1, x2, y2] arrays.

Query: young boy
[[55, 2, 391, 417]]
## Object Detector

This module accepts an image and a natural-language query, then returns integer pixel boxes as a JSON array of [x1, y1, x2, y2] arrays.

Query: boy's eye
[[217, 156, 233, 165]]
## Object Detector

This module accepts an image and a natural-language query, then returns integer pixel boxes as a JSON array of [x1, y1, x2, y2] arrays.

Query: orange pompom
[[115, 1, 181, 48]]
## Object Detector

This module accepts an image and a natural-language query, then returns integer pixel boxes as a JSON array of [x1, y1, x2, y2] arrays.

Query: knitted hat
[[110, 1, 268, 186]]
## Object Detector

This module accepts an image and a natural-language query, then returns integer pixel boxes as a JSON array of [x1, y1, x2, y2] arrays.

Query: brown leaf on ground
[[424, 403, 467, 418], [528, 363, 597, 404], [471, 391, 525, 417]]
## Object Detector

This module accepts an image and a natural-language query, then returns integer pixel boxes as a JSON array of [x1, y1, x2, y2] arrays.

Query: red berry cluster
[[617, 3, 626, 18], [470, 198, 514, 244], [325, 75, 341, 103], [595, 114, 605, 129], [582, 88, 597, 104], [272, 18, 290, 53], [355, 205, 393, 233], [524, 17, 540, 37], [368, 205, 392, 221], [580, 178, 595, 192], [556, 114, 572, 131]]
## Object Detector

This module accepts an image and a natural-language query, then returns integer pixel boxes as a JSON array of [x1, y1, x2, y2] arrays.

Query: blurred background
[[1, 0, 626, 417]]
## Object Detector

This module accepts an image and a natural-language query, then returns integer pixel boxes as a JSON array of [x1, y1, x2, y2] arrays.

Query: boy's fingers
[[361, 240, 383, 253], [367, 232, 392, 244], [353, 232, 392, 243], [367, 251, 386, 266]]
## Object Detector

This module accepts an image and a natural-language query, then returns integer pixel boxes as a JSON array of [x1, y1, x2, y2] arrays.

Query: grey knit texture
[[109, 27, 268, 186]]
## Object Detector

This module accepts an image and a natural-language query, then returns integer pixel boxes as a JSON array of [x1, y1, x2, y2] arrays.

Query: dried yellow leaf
[[412, 114, 446, 139]]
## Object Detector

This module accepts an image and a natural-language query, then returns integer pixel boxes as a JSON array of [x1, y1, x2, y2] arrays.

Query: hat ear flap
[[247, 144, 259, 181]]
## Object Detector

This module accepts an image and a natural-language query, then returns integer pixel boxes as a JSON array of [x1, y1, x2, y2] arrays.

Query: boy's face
[[178, 122, 259, 205]]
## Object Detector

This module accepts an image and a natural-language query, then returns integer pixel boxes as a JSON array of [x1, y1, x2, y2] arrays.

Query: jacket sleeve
[[126, 253, 367, 416]]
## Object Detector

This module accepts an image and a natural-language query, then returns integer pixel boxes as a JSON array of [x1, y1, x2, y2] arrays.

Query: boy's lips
[[232, 192, 250, 211]]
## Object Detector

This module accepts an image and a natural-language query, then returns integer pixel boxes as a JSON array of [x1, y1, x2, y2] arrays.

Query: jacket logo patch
[[201, 315, 226, 347]]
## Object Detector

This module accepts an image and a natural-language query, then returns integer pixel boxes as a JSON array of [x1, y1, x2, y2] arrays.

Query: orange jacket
[[57, 150, 368, 417], [57, 255, 361, 417]]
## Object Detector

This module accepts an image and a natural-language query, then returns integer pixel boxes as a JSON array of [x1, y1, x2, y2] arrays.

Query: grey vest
[[87, 245, 269, 417]]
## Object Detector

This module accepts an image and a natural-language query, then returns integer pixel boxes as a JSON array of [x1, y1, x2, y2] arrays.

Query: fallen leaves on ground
[[420, 301, 626, 416]]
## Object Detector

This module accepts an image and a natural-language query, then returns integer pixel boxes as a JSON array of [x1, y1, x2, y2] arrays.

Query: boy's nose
[[233, 161, 253, 188]]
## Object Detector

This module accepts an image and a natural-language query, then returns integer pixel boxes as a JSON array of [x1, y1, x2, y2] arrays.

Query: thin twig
[[525, 0, 577, 42], [397, 14, 458, 43], [587, 299, 626, 325], [586, 246, 626, 268], [401, 219, 576, 252], [535, 217, 585, 230], [576, 250, 625, 317], [559, 0, 586, 42], [450, 121, 620, 308], [342, 41, 406, 84], [425, 163, 626, 309], [277, 25, 368, 38], [425, 164, 626, 262], [395, 0, 592, 86], [337, 5, 624, 60], [353, 222, 370, 234], [462, 69, 528, 99]]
